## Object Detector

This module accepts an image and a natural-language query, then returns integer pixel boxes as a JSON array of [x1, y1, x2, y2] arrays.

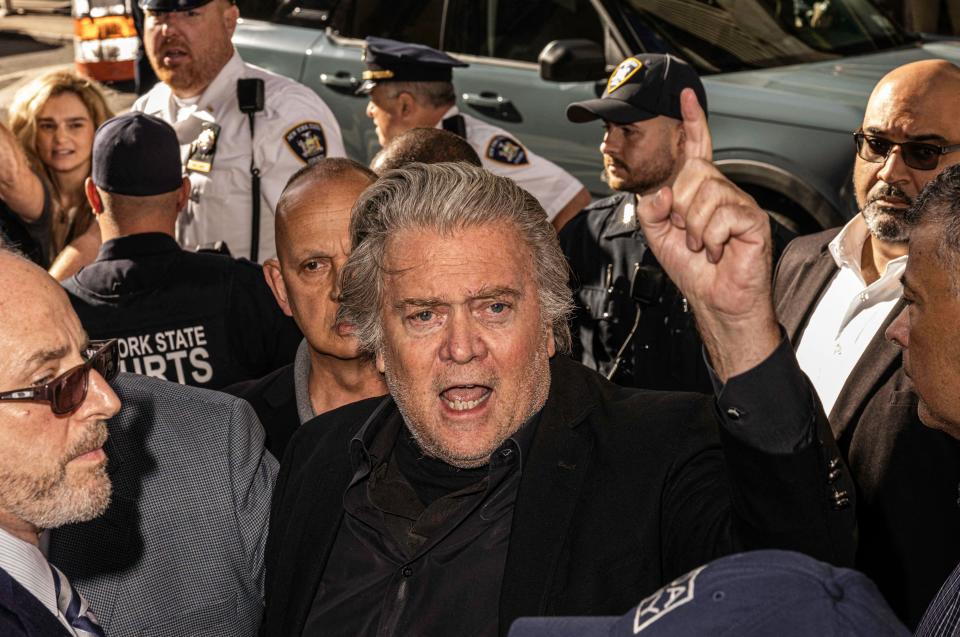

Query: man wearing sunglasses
[[773, 59, 960, 628], [0, 250, 121, 635], [0, 247, 276, 636]]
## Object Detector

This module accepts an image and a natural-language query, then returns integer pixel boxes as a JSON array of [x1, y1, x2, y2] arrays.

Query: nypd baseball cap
[[358, 36, 469, 94], [139, 0, 231, 11], [92, 112, 183, 197], [508, 550, 910, 637], [566, 53, 707, 124]]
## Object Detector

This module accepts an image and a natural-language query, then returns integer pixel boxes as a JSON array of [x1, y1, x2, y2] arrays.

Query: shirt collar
[[95, 233, 181, 262], [293, 339, 316, 425], [349, 398, 543, 477], [437, 105, 461, 129], [828, 214, 908, 284], [600, 193, 639, 240], [194, 50, 244, 113], [0, 528, 59, 622]]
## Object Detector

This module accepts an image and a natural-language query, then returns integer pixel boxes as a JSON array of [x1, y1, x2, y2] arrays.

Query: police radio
[[605, 263, 666, 381], [238, 78, 265, 261]]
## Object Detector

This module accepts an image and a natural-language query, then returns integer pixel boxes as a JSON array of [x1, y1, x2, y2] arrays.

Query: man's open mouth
[[440, 385, 492, 412]]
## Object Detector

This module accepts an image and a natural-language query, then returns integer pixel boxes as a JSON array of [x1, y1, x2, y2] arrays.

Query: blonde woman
[[0, 70, 113, 277]]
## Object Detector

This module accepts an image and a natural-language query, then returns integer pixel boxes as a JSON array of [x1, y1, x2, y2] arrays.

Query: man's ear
[[396, 92, 417, 119], [263, 258, 294, 317], [175, 177, 191, 212], [223, 1, 240, 36], [85, 178, 103, 214], [375, 349, 386, 374]]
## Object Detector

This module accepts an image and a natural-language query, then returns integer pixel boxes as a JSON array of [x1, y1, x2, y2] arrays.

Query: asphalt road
[[0, 1, 136, 115]]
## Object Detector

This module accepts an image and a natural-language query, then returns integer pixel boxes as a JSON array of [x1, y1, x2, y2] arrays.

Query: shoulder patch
[[285, 122, 327, 164], [607, 57, 642, 93], [485, 135, 529, 166]]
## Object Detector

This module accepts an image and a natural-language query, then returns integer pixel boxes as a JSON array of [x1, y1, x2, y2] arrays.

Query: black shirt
[[62, 233, 301, 389], [303, 407, 538, 637], [0, 186, 52, 267]]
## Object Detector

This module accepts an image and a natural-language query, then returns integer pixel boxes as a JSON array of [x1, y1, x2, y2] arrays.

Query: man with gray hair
[[263, 90, 856, 636], [884, 163, 960, 636]]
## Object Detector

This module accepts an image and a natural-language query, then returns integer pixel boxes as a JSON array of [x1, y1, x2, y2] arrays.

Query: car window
[[330, 0, 444, 47], [618, 0, 913, 74], [444, 0, 604, 63]]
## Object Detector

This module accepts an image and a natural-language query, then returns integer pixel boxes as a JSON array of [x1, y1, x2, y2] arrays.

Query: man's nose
[[600, 129, 618, 156], [876, 146, 912, 186], [439, 309, 486, 364], [365, 100, 375, 119], [885, 307, 909, 349], [82, 368, 122, 421]]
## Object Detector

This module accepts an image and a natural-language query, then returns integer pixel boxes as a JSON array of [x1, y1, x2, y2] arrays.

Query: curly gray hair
[[338, 162, 574, 356]]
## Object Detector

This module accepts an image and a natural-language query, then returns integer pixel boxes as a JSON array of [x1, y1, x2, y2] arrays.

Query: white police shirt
[[438, 106, 584, 222], [133, 51, 346, 261]]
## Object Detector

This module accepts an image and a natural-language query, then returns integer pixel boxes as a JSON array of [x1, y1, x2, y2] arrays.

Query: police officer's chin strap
[[237, 79, 264, 261], [606, 262, 667, 381]]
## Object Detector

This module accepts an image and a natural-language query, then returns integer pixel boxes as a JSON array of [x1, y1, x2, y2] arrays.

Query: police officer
[[134, 0, 345, 261], [562, 54, 792, 391], [361, 36, 590, 230], [63, 112, 302, 390]]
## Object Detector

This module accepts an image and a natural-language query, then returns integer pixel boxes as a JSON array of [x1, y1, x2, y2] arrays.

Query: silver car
[[233, 0, 960, 232]]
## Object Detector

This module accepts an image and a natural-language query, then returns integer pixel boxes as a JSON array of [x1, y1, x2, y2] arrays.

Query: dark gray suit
[[774, 229, 960, 628], [49, 373, 278, 637]]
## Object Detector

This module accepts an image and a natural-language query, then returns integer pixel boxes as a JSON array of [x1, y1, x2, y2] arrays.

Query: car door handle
[[462, 92, 522, 123], [319, 72, 360, 95]]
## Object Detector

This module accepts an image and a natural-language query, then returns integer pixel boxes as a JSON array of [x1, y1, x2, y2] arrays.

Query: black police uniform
[[62, 233, 301, 390], [560, 193, 794, 392]]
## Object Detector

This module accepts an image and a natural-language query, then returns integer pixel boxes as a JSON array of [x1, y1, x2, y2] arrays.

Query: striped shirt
[[0, 527, 78, 636], [917, 562, 960, 637]]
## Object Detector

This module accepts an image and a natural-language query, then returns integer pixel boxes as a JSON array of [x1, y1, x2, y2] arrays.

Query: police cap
[[92, 112, 183, 196], [566, 53, 707, 124], [358, 36, 469, 94]]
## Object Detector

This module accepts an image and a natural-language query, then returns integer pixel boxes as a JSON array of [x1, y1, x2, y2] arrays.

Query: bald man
[[226, 159, 387, 458], [773, 59, 960, 627], [370, 128, 482, 174]]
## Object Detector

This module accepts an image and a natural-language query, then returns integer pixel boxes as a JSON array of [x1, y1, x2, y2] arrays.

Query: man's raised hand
[[636, 88, 780, 381]]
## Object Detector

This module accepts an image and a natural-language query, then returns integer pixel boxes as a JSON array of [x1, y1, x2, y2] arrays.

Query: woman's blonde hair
[[7, 70, 114, 252]]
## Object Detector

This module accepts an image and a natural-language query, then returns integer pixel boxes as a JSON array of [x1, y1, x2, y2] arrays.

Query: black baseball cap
[[358, 36, 469, 94], [92, 112, 183, 196], [508, 550, 909, 637], [566, 53, 707, 124]]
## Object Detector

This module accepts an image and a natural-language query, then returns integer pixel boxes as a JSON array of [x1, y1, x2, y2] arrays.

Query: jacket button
[[831, 489, 850, 510], [401, 566, 413, 577], [828, 457, 841, 471], [725, 407, 742, 420], [827, 469, 841, 484]]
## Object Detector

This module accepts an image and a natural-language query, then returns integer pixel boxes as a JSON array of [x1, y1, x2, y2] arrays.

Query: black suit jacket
[[225, 363, 298, 458], [774, 228, 960, 627], [0, 567, 71, 637], [263, 355, 856, 636]]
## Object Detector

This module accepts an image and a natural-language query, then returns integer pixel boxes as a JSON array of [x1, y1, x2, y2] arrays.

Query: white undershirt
[[0, 527, 78, 635], [795, 215, 906, 415]]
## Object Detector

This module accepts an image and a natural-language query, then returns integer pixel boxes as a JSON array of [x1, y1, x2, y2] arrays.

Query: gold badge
[[607, 58, 643, 94], [186, 122, 220, 173]]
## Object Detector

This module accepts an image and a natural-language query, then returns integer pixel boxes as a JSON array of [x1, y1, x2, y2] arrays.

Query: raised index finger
[[681, 87, 712, 162]]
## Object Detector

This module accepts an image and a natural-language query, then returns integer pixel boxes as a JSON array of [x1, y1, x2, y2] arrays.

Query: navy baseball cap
[[508, 550, 909, 637], [92, 112, 183, 196], [358, 36, 469, 94], [139, 0, 230, 11], [566, 53, 707, 124]]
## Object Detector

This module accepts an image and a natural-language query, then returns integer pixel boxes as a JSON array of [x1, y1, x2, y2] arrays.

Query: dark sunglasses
[[853, 132, 960, 171], [0, 339, 119, 415]]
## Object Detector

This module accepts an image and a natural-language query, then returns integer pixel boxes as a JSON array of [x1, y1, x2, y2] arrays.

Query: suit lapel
[[282, 401, 386, 634], [828, 299, 904, 440], [777, 241, 838, 343], [499, 359, 596, 630]]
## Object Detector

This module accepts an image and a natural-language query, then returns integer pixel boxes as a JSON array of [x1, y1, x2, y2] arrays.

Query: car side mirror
[[538, 39, 607, 82]]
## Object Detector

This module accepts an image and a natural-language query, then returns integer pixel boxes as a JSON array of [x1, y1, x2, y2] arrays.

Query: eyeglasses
[[853, 132, 960, 171], [0, 340, 119, 415]]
